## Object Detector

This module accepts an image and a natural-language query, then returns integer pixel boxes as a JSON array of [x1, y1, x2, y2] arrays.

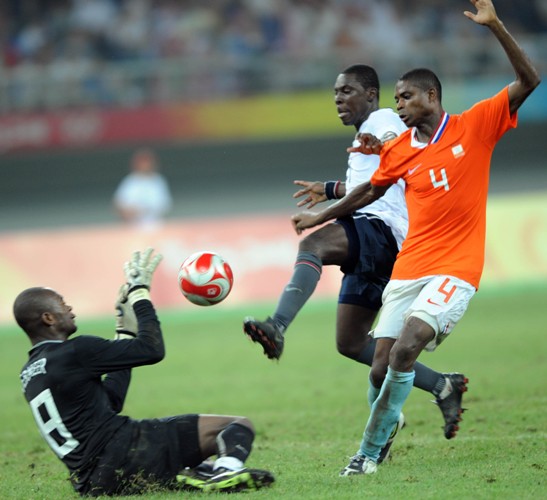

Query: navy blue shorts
[[335, 214, 399, 311], [83, 414, 201, 496]]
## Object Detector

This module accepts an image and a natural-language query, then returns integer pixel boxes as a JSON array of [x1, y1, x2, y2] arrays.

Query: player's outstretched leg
[[434, 373, 468, 439], [177, 467, 275, 493], [243, 250, 322, 360], [243, 316, 284, 360]]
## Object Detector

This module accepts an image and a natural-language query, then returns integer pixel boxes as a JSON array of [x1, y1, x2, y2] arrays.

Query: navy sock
[[414, 363, 444, 393]]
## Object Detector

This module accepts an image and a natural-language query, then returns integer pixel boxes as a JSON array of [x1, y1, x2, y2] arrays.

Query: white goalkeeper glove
[[123, 248, 163, 305], [114, 284, 138, 340]]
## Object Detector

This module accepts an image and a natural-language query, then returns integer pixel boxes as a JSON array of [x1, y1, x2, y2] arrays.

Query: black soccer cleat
[[243, 316, 284, 360], [434, 373, 469, 439]]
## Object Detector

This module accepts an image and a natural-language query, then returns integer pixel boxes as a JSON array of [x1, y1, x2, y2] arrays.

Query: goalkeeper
[[15, 248, 274, 496]]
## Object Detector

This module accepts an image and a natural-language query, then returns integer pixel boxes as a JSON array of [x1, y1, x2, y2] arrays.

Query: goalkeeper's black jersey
[[20, 300, 164, 488]]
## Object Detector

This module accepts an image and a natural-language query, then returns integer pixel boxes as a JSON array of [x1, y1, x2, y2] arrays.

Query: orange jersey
[[371, 88, 517, 289]]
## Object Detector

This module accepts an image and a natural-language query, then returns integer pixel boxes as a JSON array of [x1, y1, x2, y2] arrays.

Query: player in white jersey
[[345, 107, 408, 248], [243, 65, 467, 456]]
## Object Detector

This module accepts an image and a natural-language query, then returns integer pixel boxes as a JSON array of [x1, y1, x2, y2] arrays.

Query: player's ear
[[41, 311, 55, 326], [367, 87, 378, 101]]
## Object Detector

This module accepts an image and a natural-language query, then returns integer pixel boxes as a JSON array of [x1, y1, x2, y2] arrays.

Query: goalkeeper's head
[[14, 287, 77, 344]]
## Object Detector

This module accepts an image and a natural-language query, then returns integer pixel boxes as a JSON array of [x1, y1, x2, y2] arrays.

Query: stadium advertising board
[[3, 82, 543, 153]]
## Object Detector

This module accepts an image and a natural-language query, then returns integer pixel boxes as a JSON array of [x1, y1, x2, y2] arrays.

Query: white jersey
[[345, 108, 408, 248], [113, 172, 172, 228]]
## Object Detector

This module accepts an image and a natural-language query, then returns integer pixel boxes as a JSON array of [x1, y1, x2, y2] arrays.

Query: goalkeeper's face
[[47, 291, 78, 337]]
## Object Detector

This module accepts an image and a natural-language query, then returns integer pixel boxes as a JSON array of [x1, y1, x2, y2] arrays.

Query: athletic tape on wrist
[[116, 332, 137, 340], [128, 287, 151, 305]]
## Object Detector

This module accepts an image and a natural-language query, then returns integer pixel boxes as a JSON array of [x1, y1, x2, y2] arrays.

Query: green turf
[[1, 286, 546, 499]]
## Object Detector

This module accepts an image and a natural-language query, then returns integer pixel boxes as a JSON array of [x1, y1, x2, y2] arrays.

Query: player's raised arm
[[120, 248, 165, 362], [463, 0, 540, 114]]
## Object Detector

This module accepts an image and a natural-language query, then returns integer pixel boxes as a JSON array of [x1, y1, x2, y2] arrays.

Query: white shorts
[[371, 275, 476, 351]]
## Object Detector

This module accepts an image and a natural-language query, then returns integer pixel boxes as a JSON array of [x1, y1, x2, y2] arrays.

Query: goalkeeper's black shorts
[[82, 414, 201, 496]]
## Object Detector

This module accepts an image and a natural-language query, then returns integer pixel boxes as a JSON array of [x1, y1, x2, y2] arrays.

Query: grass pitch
[[1, 286, 545, 499]]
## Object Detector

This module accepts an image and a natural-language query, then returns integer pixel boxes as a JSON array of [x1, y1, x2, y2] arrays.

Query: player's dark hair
[[342, 64, 380, 98], [399, 68, 442, 101]]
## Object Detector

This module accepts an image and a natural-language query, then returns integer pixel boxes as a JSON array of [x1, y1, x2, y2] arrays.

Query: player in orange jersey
[[292, 0, 540, 476]]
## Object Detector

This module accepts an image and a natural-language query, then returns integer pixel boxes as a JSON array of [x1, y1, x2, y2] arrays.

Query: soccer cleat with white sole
[[339, 455, 378, 476]]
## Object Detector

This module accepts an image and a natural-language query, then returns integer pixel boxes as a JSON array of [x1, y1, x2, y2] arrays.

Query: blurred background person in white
[[113, 147, 172, 230]]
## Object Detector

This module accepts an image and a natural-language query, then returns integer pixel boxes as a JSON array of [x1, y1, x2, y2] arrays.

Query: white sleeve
[[363, 109, 407, 140]]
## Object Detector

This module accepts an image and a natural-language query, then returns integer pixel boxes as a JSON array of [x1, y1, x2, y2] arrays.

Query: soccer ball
[[178, 251, 234, 306]]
